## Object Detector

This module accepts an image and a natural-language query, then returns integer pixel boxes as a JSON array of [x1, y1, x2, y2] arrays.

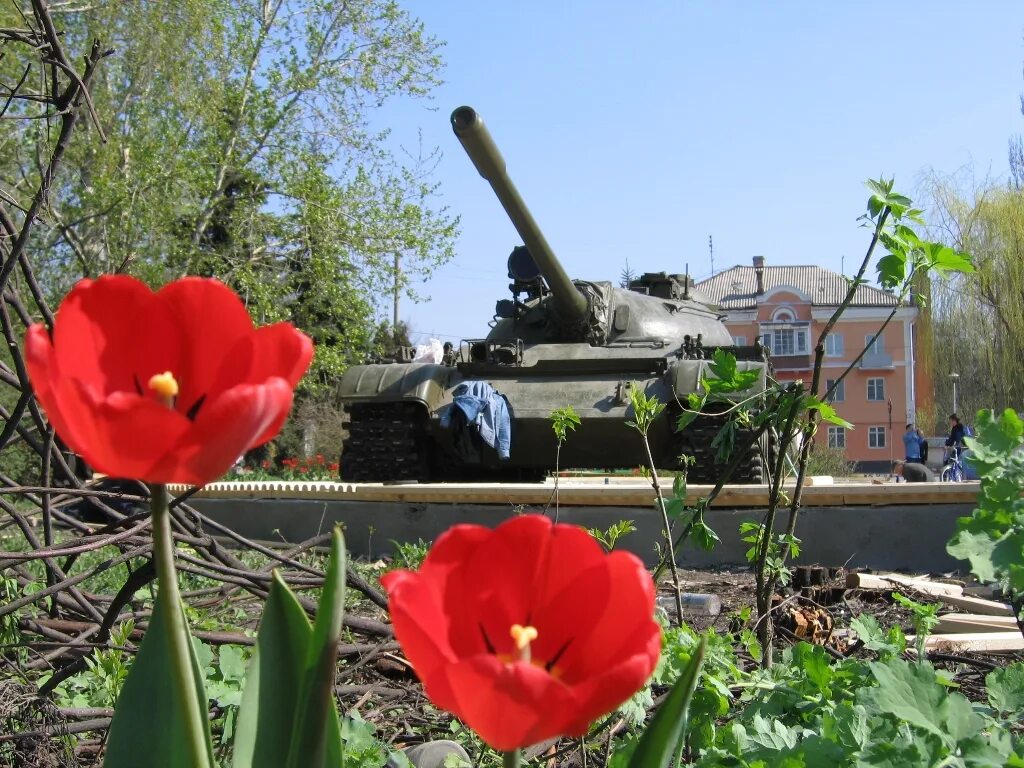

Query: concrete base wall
[[190, 498, 972, 574]]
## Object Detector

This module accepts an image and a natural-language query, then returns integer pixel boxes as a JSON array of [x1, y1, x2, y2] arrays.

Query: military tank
[[338, 106, 772, 484]]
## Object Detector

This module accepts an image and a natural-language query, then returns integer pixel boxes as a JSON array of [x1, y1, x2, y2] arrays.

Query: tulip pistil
[[148, 371, 179, 407], [510, 624, 538, 663]]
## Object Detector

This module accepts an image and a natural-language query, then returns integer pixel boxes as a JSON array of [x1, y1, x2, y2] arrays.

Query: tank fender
[[338, 363, 451, 411], [667, 358, 767, 401]]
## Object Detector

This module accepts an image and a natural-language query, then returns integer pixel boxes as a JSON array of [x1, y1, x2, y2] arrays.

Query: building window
[[761, 327, 808, 357], [825, 333, 844, 357], [733, 336, 746, 346], [867, 378, 885, 401], [772, 307, 795, 322], [825, 378, 845, 403], [865, 333, 884, 355], [868, 426, 886, 448], [827, 426, 846, 448]]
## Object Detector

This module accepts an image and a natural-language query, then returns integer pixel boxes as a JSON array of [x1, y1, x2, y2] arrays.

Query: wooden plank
[[171, 479, 981, 508], [936, 593, 1015, 616], [846, 572, 963, 597], [934, 614, 1019, 633], [906, 631, 1024, 653]]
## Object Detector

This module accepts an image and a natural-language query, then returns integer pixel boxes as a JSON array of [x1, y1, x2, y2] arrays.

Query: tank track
[[674, 412, 773, 485], [339, 402, 430, 483]]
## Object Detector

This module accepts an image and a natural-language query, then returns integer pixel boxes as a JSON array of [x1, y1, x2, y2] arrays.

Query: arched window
[[772, 307, 794, 322]]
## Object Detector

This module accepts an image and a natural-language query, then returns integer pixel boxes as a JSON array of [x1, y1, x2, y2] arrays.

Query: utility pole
[[708, 235, 714, 276], [392, 252, 400, 329]]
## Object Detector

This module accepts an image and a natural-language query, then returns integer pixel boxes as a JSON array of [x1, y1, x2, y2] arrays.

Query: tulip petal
[[381, 569, 457, 687], [25, 324, 82, 454], [51, 276, 180, 397], [82, 389, 192, 480], [156, 278, 256, 417], [439, 656, 576, 752], [561, 644, 661, 736], [148, 378, 293, 485], [216, 323, 314, 389]]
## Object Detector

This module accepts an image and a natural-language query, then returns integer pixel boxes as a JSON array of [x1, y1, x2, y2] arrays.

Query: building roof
[[695, 264, 904, 309]]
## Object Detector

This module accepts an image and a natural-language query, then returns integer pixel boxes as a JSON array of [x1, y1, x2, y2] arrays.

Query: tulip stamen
[[148, 371, 179, 408], [510, 624, 538, 663]]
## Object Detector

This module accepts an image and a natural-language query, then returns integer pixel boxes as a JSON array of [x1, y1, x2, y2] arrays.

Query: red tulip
[[381, 515, 660, 751], [25, 275, 313, 486]]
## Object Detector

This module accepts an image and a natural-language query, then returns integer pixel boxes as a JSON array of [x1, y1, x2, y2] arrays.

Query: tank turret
[[451, 106, 589, 330]]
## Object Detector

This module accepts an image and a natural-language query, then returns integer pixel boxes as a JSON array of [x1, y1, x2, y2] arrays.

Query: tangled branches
[[0, 4, 408, 763]]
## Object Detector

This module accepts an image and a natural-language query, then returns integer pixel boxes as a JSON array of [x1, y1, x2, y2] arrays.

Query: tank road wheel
[[339, 402, 431, 483]]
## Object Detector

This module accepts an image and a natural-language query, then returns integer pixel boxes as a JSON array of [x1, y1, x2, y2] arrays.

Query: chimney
[[752, 255, 765, 295]]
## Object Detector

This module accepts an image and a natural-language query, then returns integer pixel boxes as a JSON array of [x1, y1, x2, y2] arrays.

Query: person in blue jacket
[[902, 423, 922, 463]]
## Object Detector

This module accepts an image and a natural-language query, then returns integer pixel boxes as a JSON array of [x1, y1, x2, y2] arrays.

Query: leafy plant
[[549, 405, 581, 520], [587, 519, 637, 551], [739, 522, 801, 588], [947, 408, 1024, 623], [626, 385, 684, 625], [390, 538, 431, 571], [55, 620, 136, 709], [891, 592, 940, 660]]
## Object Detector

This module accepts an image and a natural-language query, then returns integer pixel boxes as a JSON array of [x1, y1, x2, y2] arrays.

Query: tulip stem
[[502, 750, 522, 768], [151, 483, 211, 766]]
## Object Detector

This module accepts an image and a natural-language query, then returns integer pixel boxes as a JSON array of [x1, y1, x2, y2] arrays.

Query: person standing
[[945, 413, 966, 459], [903, 423, 922, 463], [917, 428, 929, 464]]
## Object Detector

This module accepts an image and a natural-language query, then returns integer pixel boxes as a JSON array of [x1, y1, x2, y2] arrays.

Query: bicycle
[[940, 446, 966, 482]]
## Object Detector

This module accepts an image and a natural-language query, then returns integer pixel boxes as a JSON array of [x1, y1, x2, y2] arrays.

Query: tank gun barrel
[[451, 106, 589, 324]]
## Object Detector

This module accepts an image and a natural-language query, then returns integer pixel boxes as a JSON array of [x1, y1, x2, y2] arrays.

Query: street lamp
[[950, 373, 960, 415]]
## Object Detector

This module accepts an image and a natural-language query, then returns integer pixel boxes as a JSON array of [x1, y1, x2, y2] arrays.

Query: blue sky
[[378, 2, 1024, 343]]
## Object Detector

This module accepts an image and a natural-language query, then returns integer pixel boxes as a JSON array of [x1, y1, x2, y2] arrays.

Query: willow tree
[[924, 176, 1024, 425], [0, 0, 457, 392]]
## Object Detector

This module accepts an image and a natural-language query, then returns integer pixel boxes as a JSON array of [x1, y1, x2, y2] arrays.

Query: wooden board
[[846, 572, 963, 597], [169, 479, 981, 508], [934, 614, 1019, 633], [936, 593, 1015, 616], [906, 631, 1024, 653]]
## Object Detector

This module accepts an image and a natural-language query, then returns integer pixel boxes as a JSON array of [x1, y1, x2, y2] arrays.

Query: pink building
[[697, 257, 923, 470]]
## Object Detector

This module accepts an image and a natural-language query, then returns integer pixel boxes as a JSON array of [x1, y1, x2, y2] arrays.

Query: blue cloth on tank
[[440, 381, 511, 459]]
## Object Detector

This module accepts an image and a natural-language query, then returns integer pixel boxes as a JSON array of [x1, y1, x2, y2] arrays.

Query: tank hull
[[338, 351, 769, 482]]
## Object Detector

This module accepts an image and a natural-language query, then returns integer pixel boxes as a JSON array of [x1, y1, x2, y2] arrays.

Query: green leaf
[[705, 350, 761, 394], [922, 242, 975, 275], [876, 252, 906, 289], [986, 662, 1024, 717], [947, 529, 999, 582], [234, 527, 347, 768], [691, 520, 720, 552], [804, 396, 853, 428], [859, 659, 981, 747], [287, 527, 347, 768], [104, 589, 216, 768], [850, 614, 905, 657], [233, 572, 314, 767], [676, 409, 698, 432], [626, 637, 706, 768]]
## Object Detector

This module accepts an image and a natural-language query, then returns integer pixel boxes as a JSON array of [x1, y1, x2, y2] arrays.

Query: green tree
[[923, 174, 1024, 422], [0, 0, 457, 392]]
